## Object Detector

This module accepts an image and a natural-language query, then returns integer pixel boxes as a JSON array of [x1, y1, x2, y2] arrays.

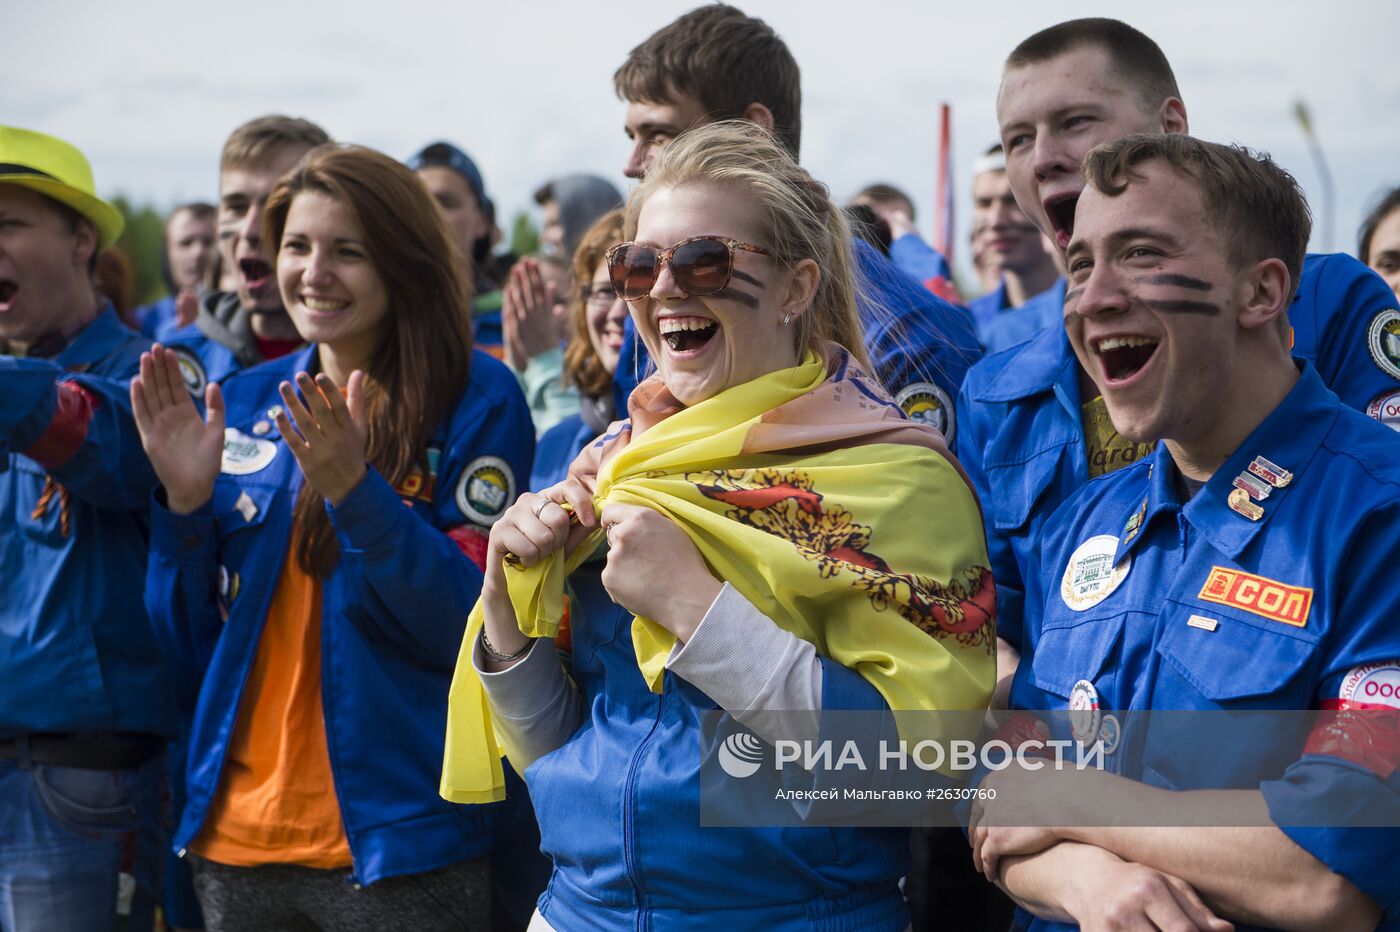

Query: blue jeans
[[0, 750, 166, 932]]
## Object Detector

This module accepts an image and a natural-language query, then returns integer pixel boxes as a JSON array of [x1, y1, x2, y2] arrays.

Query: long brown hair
[[263, 144, 475, 576], [564, 209, 624, 399]]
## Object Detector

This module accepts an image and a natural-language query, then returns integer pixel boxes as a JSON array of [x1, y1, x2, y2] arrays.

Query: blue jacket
[[528, 559, 911, 931], [1010, 364, 1400, 930], [0, 306, 174, 738], [161, 323, 247, 396], [614, 238, 981, 446], [146, 346, 535, 884], [977, 280, 1064, 354], [958, 253, 1399, 649], [530, 412, 596, 492]]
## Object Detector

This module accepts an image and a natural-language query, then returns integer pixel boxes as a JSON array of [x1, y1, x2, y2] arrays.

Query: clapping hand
[[273, 371, 368, 506], [130, 344, 224, 514]]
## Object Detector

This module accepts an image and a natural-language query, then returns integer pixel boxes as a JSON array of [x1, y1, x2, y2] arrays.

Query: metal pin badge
[[251, 420, 272, 436], [1247, 455, 1292, 488], [1187, 614, 1219, 632], [1228, 487, 1265, 521], [1232, 471, 1272, 501]]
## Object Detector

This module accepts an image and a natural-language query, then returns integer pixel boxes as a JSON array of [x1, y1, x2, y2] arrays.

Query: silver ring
[[605, 523, 617, 545], [532, 498, 553, 519]]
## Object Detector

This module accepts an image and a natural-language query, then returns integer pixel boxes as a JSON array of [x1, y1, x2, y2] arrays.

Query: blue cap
[[407, 141, 493, 220]]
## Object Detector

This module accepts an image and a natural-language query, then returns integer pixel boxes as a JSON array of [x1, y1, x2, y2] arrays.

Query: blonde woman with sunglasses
[[443, 122, 997, 931]]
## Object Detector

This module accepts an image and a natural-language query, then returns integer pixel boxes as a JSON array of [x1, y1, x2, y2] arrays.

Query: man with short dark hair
[[408, 140, 511, 358], [0, 125, 173, 931], [965, 145, 1060, 352], [135, 202, 217, 340], [969, 132, 1395, 932], [162, 115, 329, 393], [956, 18, 1400, 695], [610, 3, 981, 445]]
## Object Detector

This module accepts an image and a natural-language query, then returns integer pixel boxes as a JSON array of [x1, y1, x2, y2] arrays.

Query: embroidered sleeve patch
[[1197, 566, 1312, 628]]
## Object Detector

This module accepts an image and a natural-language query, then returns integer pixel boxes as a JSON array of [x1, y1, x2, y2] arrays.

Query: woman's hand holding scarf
[[598, 502, 722, 644]]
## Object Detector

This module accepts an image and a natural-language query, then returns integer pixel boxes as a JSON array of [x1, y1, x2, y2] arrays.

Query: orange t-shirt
[[191, 541, 353, 868]]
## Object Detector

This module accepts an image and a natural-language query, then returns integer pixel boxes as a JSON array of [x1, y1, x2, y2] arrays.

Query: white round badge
[[455, 456, 515, 526], [1366, 390, 1400, 432], [1060, 534, 1131, 611], [1069, 679, 1102, 747], [1366, 309, 1400, 381], [220, 428, 277, 475], [1339, 661, 1400, 710], [894, 381, 954, 443]]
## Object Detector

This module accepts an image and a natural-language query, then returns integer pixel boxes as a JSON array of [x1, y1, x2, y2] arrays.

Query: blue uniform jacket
[[529, 412, 595, 493], [529, 558, 911, 931], [0, 306, 174, 738], [161, 322, 248, 396], [978, 280, 1063, 354], [958, 253, 1399, 649], [613, 238, 981, 446], [146, 346, 535, 884], [1009, 364, 1400, 930]]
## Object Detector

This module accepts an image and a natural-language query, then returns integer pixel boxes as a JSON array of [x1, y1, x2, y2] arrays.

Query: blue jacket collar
[[1116, 363, 1335, 563], [972, 314, 1075, 403], [57, 304, 132, 371]]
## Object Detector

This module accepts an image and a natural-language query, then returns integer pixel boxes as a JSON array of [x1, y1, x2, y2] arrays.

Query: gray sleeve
[[665, 582, 822, 746], [475, 634, 585, 773]]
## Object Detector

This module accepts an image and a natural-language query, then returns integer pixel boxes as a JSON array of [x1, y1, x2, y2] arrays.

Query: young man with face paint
[[0, 126, 174, 931], [160, 116, 329, 397], [954, 18, 1400, 700], [609, 3, 981, 445], [967, 132, 1397, 932]]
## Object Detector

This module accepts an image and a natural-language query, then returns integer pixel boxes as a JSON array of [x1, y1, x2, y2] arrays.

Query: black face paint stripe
[[717, 287, 760, 309], [1065, 286, 1086, 304], [1143, 273, 1213, 291], [729, 269, 762, 287], [1141, 298, 1221, 315]]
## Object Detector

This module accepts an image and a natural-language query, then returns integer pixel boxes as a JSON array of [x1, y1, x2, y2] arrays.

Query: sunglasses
[[605, 236, 772, 301]]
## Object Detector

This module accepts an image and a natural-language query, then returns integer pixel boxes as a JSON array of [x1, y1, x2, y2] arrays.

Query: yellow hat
[[0, 126, 124, 251]]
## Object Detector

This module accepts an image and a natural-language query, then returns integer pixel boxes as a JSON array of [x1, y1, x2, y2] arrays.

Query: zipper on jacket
[[320, 601, 361, 887], [622, 680, 666, 931]]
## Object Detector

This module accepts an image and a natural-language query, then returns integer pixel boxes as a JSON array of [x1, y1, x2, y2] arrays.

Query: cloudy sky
[[7, 0, 1396, 284]]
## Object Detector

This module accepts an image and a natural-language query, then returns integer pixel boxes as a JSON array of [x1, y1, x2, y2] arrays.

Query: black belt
[[0, 733, 164, 770]]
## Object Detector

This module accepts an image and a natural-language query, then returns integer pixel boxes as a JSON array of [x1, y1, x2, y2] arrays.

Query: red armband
[[22, 381, 99, 469], [1303, 700, 1400, 780]]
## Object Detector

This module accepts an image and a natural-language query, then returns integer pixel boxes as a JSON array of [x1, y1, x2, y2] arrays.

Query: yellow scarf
[[441, 349, 994, 803]]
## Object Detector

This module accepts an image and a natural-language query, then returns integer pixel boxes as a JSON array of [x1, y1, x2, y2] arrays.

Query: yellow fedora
[[0, 126, 124, 250]]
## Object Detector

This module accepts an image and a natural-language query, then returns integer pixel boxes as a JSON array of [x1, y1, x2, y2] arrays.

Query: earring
[[782, 312, 793, 326]]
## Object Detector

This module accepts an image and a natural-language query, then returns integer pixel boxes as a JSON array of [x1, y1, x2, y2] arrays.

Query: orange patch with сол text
[[1197, 567, 1313, 628]]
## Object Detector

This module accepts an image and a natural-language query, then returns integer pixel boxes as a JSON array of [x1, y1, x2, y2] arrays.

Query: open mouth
[[0, 280, 16, 312], [1094, 335, 1160, 384], [239, 257, 273, 291], [659, 316, 718, 354], [301, 296, 349, 314], [1044, 193, 1080, 250]]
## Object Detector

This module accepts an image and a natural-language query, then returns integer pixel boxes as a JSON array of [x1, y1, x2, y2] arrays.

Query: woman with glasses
[[529, 209, 627, 492], [442, 122, 997, 930], [130, 144, 539, 930]]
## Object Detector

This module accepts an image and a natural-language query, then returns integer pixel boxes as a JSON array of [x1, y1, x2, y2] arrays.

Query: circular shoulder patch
[[1061, 534, 1131, 612], [1339, 661, 1400, 709], [455, 455, 515, 526], [170, 346, 208, 397], [1366, 389, 1400, 432], [221, 428, 277, 475], [894, 381, 954, 441], [1366, 309, 1400, 381]]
